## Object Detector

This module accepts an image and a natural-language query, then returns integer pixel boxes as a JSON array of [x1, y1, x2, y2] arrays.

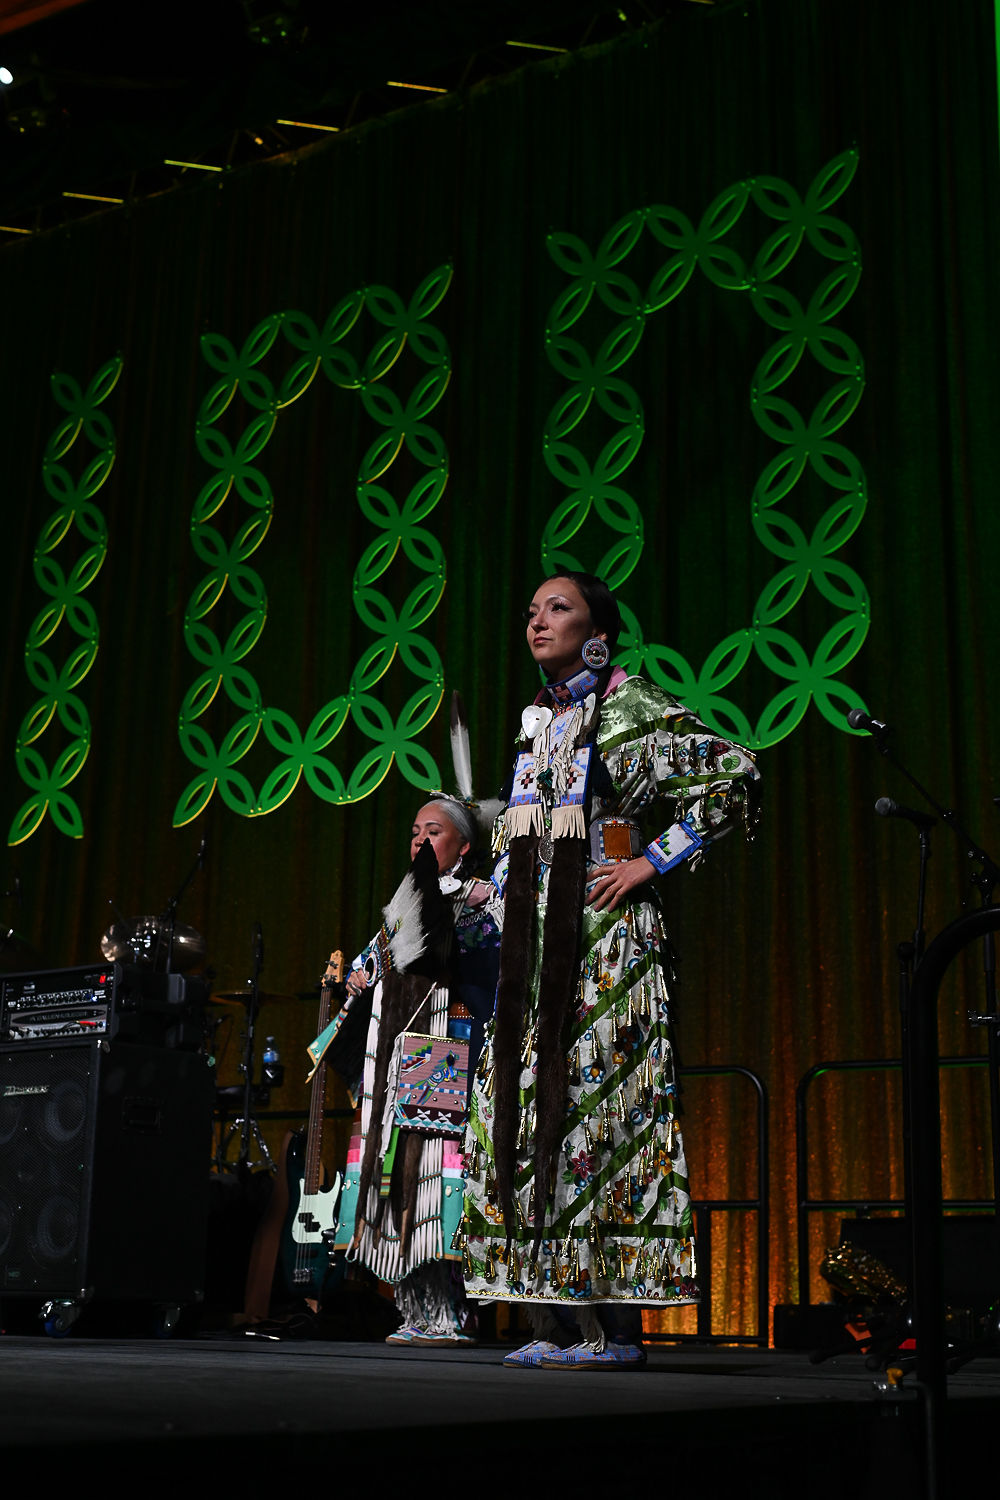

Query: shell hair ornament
[[582, 636, 610, 669]]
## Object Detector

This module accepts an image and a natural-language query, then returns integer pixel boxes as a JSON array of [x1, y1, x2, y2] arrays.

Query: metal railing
[[795, 1054, 993, 1306], [648, 1063, 770, 1346]]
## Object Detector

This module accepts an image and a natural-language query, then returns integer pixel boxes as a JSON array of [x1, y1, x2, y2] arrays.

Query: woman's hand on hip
[[585, 855, 658, 913]]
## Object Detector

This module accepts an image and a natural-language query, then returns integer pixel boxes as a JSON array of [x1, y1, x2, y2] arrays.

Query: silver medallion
[[539, 833, 555, 866]]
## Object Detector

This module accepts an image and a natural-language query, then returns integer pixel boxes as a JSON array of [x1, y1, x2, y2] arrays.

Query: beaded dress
[[459, 671, 759, 1312], [329, 876, 502, 1337]]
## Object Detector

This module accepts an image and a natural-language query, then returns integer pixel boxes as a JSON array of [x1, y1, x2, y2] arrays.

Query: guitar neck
[[303, 949, 342, 1197]]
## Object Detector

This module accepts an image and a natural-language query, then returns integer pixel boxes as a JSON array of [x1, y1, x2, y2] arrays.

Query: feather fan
[[381, 837, 453, 978]]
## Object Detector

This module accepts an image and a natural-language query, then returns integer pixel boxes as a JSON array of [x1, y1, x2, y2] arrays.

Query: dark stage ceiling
[[0, 0, 717, 234]]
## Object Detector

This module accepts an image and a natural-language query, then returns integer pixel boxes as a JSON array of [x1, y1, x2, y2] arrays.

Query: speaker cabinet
[[0, 1040, 214, 1303]]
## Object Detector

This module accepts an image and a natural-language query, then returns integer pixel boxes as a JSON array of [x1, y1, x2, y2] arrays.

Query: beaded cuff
[[644, 820, 703, 874]]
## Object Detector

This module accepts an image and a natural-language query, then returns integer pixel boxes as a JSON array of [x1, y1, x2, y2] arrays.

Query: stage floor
[[0, 1334, 995, 1495]]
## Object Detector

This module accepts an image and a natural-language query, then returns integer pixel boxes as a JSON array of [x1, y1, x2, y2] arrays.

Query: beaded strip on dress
[[505, 666, 600, 843]]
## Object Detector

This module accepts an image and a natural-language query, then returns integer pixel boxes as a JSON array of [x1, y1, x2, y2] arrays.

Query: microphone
[[875, 796, 936, 830], [847, 708, 891, 736]]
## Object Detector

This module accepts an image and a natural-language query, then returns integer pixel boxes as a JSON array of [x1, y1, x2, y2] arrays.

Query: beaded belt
[[589, 816, 642, 864]]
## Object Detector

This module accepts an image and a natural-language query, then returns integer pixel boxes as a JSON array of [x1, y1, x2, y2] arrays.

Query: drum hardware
[[213, 922, 277, 1174], [101, 916, 206, 971], [208, 993, 286, 1075], [216, 1081, 273, 1106], [100, 836, 208, 974]]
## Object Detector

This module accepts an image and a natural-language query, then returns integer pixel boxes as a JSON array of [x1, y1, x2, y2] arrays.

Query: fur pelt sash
[[490, 833, 537, 1237], [492, 832, 588, 1247]]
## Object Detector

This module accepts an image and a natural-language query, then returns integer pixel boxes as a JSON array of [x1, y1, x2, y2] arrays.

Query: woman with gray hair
[[324, 794, 502, 1345]]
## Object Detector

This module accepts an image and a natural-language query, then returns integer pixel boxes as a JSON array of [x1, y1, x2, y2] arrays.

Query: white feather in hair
[[450, 691, 473, 802]]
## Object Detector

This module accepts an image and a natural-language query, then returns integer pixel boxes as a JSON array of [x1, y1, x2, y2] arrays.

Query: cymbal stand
[[215, 922, 274, 1173], [159, 836, 207, 974]]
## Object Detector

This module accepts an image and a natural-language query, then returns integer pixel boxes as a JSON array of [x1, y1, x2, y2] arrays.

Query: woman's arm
[[588, 696, 760, 912]]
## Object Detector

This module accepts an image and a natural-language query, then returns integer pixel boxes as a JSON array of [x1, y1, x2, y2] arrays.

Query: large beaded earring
[[582, 637, 610, 669]]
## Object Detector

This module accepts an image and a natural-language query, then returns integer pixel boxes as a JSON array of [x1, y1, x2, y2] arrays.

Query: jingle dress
[[330, 878, 502, 1334], [460, 671, 759, 1312]]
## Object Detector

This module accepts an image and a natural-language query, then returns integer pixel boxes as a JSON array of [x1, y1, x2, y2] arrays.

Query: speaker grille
[[1, 1041, 212, 1303], [0, 1047, 96, 1292]]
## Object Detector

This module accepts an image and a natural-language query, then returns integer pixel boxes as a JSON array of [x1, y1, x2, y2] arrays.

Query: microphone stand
[[863, 716, 1000, 1201], [239, 923, 268, 1169], [864, 726, 1000, 1195], [863, 718, 1000, 912], [852, 711, 1000, 1493], [895, 821, 932, 1248]]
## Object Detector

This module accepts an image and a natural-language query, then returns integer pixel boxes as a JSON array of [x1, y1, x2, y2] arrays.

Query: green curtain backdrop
[[1, 0, 999, 1336]]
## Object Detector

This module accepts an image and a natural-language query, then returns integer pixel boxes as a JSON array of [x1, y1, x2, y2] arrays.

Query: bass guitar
[[279, 949, 344, 1303]]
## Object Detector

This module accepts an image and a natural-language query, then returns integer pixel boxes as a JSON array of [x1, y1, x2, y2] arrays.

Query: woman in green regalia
[[459, 572, 760, 1366]]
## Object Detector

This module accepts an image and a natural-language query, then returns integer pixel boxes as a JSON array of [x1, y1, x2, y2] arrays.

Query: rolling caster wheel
[[40, 1300, 80, 1338]]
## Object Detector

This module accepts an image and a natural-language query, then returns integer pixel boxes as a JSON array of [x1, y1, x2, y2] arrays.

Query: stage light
[[0, 67, 13, 86]]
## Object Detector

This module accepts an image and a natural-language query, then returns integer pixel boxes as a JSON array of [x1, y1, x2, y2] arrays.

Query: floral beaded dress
[[459, 673, 759, 1314]]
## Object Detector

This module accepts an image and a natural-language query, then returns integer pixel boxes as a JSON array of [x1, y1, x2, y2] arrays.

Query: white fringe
[[551, 803, 585, 839], [506, 801, 545, 839], [349, 981, 450, 1285]]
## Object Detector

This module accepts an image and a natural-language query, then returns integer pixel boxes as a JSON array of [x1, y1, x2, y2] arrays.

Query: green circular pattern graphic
[[174, 266, 452, 825], [542, 148, 870, 748], [9, 356, 122, 845]]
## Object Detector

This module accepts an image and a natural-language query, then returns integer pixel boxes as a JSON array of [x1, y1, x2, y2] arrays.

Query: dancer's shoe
[[538, 1340, 647, 1369], [386, 1325, 477, 1347], [502, 1338, 563, 1367]]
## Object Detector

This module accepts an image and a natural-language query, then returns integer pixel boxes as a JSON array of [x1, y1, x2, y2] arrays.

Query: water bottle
[[262, 1036, 284, 1088]]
